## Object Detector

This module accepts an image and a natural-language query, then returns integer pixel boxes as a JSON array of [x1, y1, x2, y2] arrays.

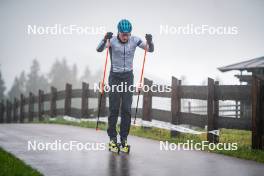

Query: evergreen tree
[[0, 70, 6, 100], [25, 59, 49, 95], [49, 58, 80, 89], [8, 71, 26, 100], [80, 66, 91, 84]]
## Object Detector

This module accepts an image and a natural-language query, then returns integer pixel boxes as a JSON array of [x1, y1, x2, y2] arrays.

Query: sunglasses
[[119, 33, 131, 37]]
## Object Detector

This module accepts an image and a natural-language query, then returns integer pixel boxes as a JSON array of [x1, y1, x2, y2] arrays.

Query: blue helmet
[[117, 19, 132, 33]]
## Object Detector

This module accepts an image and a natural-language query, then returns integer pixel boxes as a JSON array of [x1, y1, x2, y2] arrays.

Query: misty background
[[0, 0, 264, 101]]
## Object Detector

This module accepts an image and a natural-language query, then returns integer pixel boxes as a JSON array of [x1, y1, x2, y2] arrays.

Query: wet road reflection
[[108, 153, 130, 176]]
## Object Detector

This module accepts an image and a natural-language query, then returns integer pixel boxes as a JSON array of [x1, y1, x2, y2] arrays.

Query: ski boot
[[120, 140, 130, 154], [108, 139, 120, 154]]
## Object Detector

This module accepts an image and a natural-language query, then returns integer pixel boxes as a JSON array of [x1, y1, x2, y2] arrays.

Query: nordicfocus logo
[[160, 24, 238, 35], [160, 140, 238, 151], [27, 140, 106, 151], [27, 24, 106, 35], [93, 82, 171, 93]]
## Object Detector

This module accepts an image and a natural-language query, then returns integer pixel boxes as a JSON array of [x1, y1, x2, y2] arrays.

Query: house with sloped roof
[[217, 56, 264, 121], [218, 56, 264, 84]]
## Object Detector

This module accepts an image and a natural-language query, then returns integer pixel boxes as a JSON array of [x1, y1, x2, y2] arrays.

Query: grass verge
[[0, 147, 42, 176]]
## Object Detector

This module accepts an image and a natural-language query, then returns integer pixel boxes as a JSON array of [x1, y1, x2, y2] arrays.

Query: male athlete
[[96, 19, 154, 153]]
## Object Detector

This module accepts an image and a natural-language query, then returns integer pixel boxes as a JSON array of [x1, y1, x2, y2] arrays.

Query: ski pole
[[133, 42, 148, 124], [96, 39, 110, 131]]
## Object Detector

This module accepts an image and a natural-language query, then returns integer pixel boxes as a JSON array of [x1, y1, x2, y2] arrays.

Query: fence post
[[6, 100, 12, 123], [38, 89, 44, 121], [98, 82, 107, 117], [207, 78, 218, 143], [171, 76, 181, 137], [13, 98, 18, 123], [28, 92, 34, 122], [50, 86, 57, 117], [214, 81, 219, 143], [64, 83, 72, 116], [142, 78, 153, 121], [81, 82, 89, 118], [252, 75, 264, 150], [0, 100, 5, 123], [20, 94, 25, 123]]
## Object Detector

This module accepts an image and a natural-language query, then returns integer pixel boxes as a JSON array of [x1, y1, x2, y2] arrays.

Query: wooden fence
[[0, 76, 263, 149]]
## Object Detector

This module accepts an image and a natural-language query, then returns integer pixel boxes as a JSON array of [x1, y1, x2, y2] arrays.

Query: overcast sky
[[0, 0, 264, 90]]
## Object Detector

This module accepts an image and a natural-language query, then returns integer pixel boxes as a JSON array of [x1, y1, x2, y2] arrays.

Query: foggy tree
[[0, 70, 6, 100], [48, 58, 80, 90], [38, 75, 50, 92], [80, 66, 102, 88], [9, 77, 21, 100], [70, 63, 80, 87], [8, 71, 26, 100], [25, 59, 49, 95], [26, 59, 39, 94], [91, 69, 102, 85], [80, 66, 91, 84]]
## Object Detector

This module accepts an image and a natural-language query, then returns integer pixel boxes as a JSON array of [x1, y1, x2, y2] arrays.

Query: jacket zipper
[[123, 45, 126, 72]]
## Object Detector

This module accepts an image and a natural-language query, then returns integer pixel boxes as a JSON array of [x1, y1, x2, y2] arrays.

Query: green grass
[[0, 147, 43, 176], [214, 129, 264, 163], [40, 117, 264, 163]]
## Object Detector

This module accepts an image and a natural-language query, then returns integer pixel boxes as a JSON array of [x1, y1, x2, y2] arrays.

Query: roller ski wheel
[[119, 141, 130, 154], [108, 140, 120, 154]]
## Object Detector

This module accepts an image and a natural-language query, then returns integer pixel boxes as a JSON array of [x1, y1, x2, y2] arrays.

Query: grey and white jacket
[[96, 35, 154, 73]]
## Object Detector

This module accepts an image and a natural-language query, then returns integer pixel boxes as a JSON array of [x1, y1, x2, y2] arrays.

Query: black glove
[[104, 32, 113, 41], [145, 34, 152, 44]]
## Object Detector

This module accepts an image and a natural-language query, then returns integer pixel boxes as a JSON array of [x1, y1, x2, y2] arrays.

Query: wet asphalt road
[[0, 124, 264, 176]]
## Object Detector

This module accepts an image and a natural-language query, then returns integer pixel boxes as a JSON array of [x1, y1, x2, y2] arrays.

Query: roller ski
[[119, 140, 130, 154], [108, 140, 120, 154]]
